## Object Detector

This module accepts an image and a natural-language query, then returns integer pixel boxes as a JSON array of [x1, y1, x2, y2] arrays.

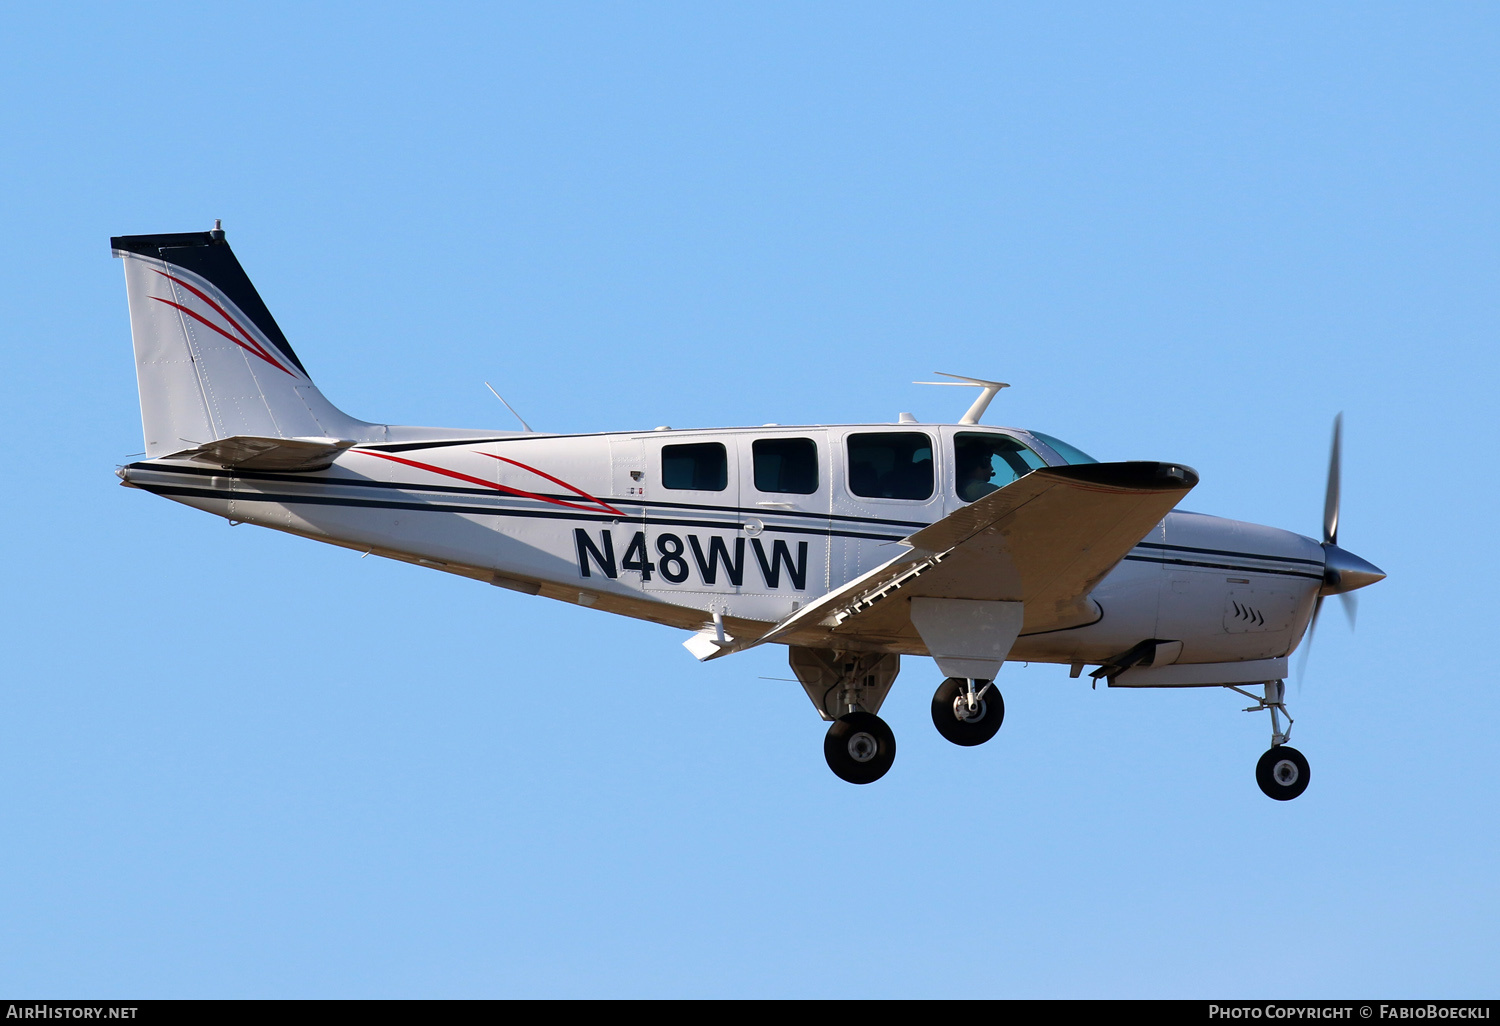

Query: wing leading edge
[[695, 461, 1197, 660]]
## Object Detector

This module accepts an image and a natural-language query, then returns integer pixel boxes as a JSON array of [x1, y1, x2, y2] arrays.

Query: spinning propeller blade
[[1339, 591, 1358, 629], [1324, 413, 1341, 546], [1296, 594, 1324, 685], [1299, 412, 1383, 685]]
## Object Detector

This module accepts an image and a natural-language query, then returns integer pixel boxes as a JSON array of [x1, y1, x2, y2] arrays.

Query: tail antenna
[[484, 382, 535, 433], [913, 371, 1010, 425]]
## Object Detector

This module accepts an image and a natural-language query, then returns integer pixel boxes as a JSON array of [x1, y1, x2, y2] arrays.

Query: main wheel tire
[[930, 677, 1004, 747], [1256, 745, 1310, 801], [824, 712, 897, 784]]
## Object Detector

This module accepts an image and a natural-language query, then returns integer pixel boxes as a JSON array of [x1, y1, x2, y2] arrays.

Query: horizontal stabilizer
[[164, 435, 356, 471]]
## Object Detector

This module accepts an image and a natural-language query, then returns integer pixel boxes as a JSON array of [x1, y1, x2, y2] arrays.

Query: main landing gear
[[1230, 679, 1311, 801], [820, 676, 1006, 782], [787, 648, 903, 785], [930, 677, 1004, 747], [786, 649, 1009, 784], [824, 712, 897, 785]]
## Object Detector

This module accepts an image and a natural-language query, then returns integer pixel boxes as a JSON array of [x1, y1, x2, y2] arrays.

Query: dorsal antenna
[[484, 382, 535, 433], [913, 371, 1010, 425]]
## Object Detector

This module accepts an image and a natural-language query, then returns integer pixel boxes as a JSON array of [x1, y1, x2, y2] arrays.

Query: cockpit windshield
[[1029, 431, 1099, 466]]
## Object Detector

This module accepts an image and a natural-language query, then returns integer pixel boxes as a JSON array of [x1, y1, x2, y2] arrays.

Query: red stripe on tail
[[150, 297, 296, 376], [152, 270, 286, 368]]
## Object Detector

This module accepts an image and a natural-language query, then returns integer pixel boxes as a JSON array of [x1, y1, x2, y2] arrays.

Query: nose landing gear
[[930, 676, 1004, 746], [1256, 745, 1310, 801], [1229, 679, 1311, 801]]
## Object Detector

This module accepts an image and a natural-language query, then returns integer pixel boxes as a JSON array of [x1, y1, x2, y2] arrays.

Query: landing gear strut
[[1229, 679, 1311, 801], [930, 677, 1004, 747]]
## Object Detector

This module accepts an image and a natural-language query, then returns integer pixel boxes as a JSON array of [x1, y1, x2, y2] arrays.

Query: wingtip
[[1045, 461, 1199, 491]]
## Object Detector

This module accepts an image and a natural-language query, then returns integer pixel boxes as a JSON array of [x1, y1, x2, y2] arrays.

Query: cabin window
[[753, 438, 818, 495], [661, 442, 728, 491], [847, 432, 933, 500], [954, 432, 1047, 502]]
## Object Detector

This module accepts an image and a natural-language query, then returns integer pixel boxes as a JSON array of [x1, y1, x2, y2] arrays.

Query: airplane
[[110, 223, 1386, 799]]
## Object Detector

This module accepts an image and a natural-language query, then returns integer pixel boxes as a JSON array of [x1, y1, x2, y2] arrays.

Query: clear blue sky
[[1, 2, 1496, 997]]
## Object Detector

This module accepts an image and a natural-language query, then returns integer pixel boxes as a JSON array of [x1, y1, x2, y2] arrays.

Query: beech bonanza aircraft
[[112, 225, 1385, 798]]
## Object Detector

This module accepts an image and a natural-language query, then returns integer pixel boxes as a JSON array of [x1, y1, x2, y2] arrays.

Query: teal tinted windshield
[[1030, 431, 1099, 465]]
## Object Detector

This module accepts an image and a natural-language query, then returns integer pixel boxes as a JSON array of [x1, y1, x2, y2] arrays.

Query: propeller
[[1297, 413, 1384, 682]]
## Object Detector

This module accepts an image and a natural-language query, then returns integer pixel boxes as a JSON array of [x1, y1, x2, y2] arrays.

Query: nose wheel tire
[[824, 712, 897, 784], [930, 677, 1004, 747], [1256, 745, 1310, 801]]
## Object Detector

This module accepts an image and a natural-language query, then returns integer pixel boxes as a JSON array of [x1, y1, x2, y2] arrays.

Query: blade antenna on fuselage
[[913, 371, 1010, 425], [484, 382, 535, 433]]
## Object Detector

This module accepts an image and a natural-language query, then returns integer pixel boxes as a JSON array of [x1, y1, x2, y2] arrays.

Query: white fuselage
[[120, 423, 1324, 669]]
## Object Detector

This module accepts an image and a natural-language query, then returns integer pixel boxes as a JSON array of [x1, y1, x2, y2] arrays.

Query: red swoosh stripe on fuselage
[[481, 453, 624, 515], [354, 450, 623, 516]]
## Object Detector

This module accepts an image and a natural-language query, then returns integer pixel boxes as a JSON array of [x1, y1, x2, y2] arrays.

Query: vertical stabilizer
[[112, 227, 380, 457]]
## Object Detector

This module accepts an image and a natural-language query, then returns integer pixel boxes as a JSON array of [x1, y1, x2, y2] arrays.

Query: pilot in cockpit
[[958, 451, 999, 503]]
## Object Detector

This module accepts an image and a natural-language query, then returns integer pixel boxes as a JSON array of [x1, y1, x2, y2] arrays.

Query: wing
[[701, 461, 1197, 659]]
